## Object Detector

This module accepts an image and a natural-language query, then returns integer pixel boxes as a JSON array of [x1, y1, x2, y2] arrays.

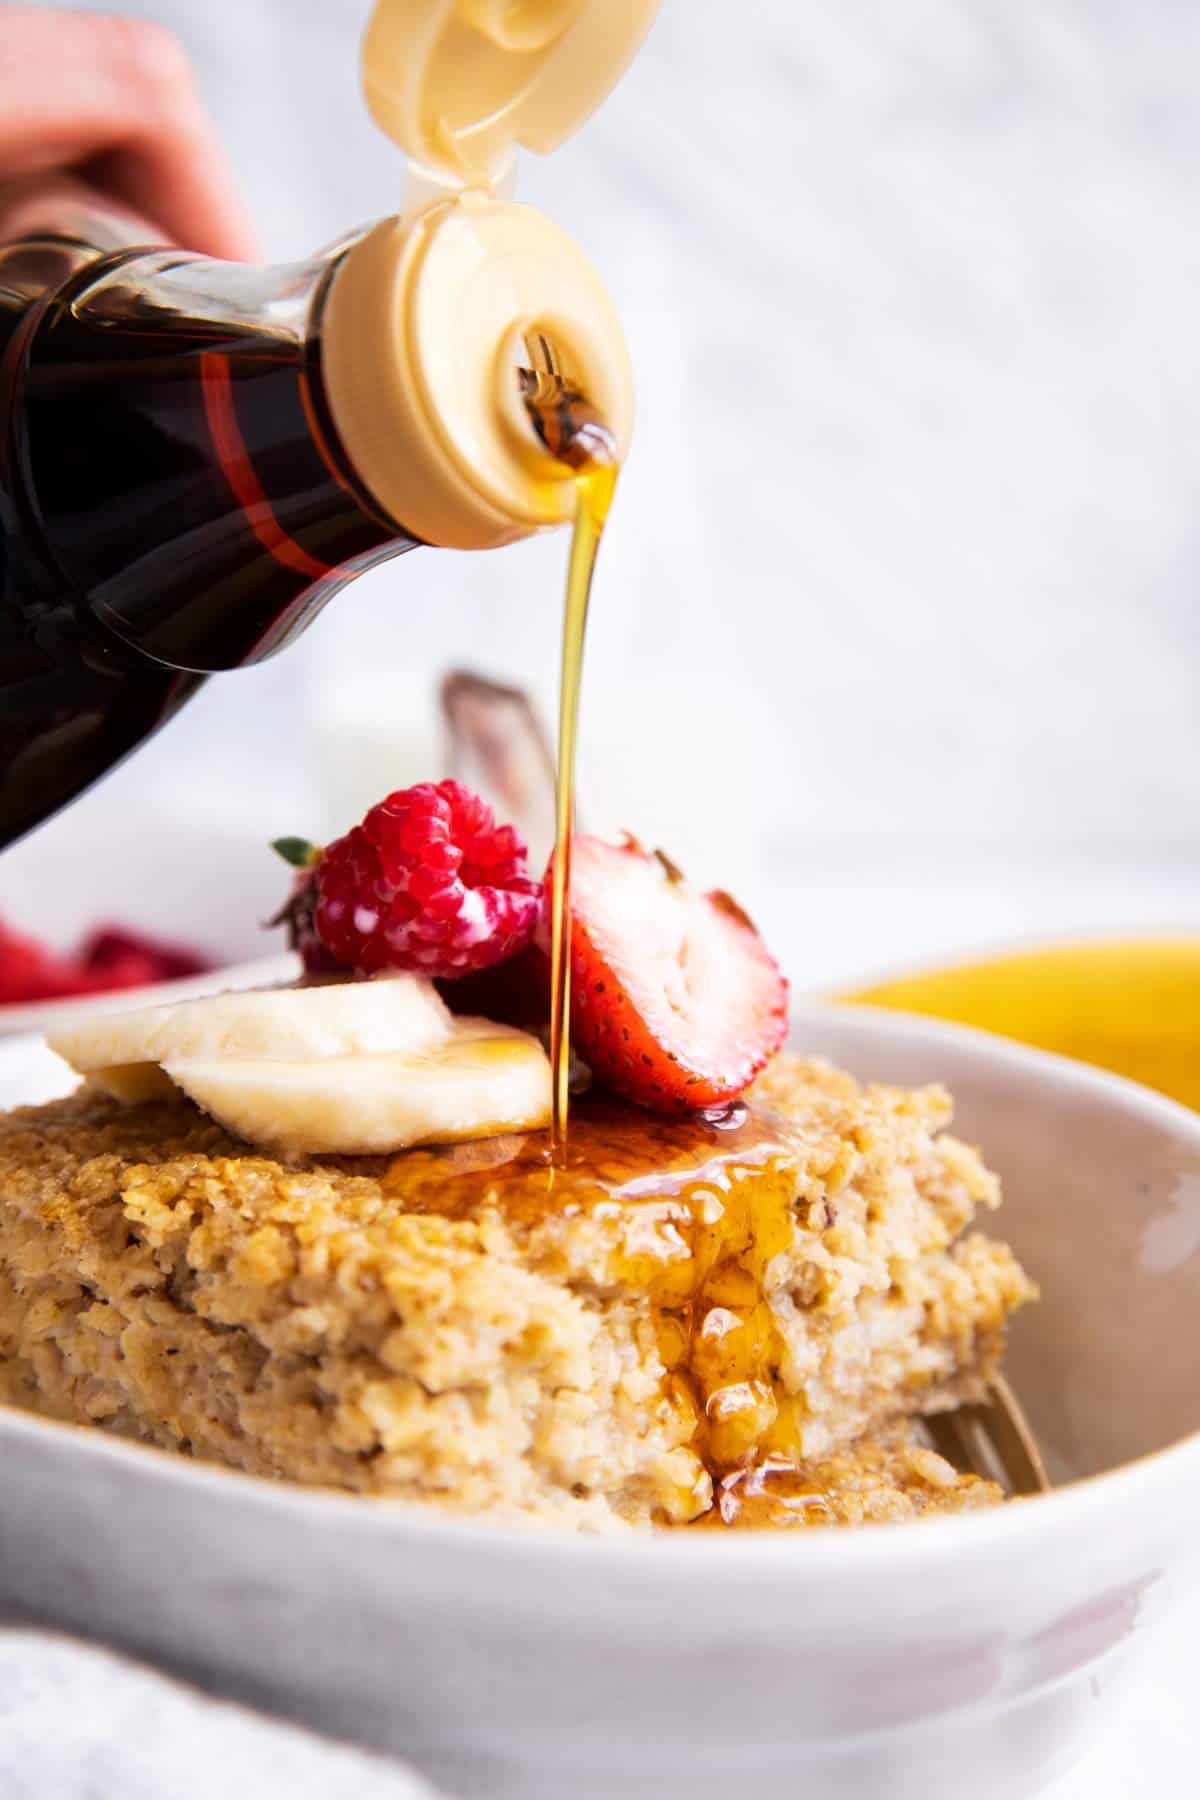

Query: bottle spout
[[516, 327, 620, 472], [320, 195, 633, 551]]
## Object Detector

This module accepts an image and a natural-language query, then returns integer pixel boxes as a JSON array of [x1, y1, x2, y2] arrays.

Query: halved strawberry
[[548, 837, 789, 1112]]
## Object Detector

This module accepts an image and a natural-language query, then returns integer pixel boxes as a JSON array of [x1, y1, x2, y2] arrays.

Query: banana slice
[[48, 974, 451, 1076], [165, 1023, 551, 1157], [47, 977, 551, 1155]]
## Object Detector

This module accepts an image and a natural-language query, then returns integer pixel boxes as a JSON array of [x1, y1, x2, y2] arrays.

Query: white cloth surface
[[0, 1609, 1197, 1800], [1045, 1597, 1198, 1798], [0, 1627, 440, 1800]]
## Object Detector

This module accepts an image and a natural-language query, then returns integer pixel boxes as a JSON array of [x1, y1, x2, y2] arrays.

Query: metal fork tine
[[928, 1376, 1051, 1498]]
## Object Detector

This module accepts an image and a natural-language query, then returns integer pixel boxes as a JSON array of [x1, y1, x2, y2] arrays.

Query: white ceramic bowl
[[1, 1004, 1199, 1800]]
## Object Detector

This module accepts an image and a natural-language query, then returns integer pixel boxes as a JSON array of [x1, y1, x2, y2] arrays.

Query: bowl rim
[[3, 998, 1199, 1575]]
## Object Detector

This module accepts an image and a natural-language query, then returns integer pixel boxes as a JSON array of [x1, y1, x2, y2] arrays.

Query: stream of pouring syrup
[[520, 336, 618, 1163]]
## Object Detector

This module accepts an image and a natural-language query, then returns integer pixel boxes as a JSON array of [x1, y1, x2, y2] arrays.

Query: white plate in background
[[1, 788, 295, 962], [0, 956, 297, 1042], [0, 782, 302, 1037]]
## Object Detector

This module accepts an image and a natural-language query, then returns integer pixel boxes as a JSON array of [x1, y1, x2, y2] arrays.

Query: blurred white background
[[6, 0, 1199, 985]]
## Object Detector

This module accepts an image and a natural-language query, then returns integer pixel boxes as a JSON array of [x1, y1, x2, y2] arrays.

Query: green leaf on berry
[[271, 836, 320, 869]]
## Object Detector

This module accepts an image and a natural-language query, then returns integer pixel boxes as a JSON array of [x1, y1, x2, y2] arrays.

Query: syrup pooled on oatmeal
[[376, 1091, 816, 1519], [519, 335, 619, 1163]]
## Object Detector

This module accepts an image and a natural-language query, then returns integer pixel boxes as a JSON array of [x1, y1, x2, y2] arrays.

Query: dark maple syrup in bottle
[[0, 0, 650, 850], [0, 173, 634, 856], [0, 222, 409, 850]]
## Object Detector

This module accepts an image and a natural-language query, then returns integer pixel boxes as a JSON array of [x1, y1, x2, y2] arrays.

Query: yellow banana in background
[[839, 937, 1200, 1113]]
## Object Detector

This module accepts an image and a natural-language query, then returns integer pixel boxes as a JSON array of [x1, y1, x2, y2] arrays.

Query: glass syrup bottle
[[0, 0, 655, 848]]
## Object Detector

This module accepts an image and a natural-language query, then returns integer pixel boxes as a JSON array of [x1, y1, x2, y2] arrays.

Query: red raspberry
[[313, 781, 541, 979]]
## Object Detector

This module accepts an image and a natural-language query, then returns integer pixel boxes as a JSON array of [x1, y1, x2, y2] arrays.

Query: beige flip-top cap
[[361, 0, 660, 192], [323, 194, 633, 548], [322, 0, 654, 549]]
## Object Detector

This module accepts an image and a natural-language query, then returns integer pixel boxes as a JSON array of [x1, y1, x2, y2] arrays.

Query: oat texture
[[0, 1056, 1035, 1530]]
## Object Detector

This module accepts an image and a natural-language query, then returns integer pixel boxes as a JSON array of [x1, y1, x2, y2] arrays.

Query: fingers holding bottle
[[0, 6, 257, 260]]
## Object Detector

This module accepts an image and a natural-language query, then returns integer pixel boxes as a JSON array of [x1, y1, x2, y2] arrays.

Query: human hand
[[0, 6, 257, 259]]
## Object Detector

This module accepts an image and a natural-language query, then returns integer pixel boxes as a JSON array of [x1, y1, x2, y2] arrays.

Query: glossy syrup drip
[[519, 335, 618, 1163], [547, 465, 615, 1160], [375, 1092, 810, 1519]]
